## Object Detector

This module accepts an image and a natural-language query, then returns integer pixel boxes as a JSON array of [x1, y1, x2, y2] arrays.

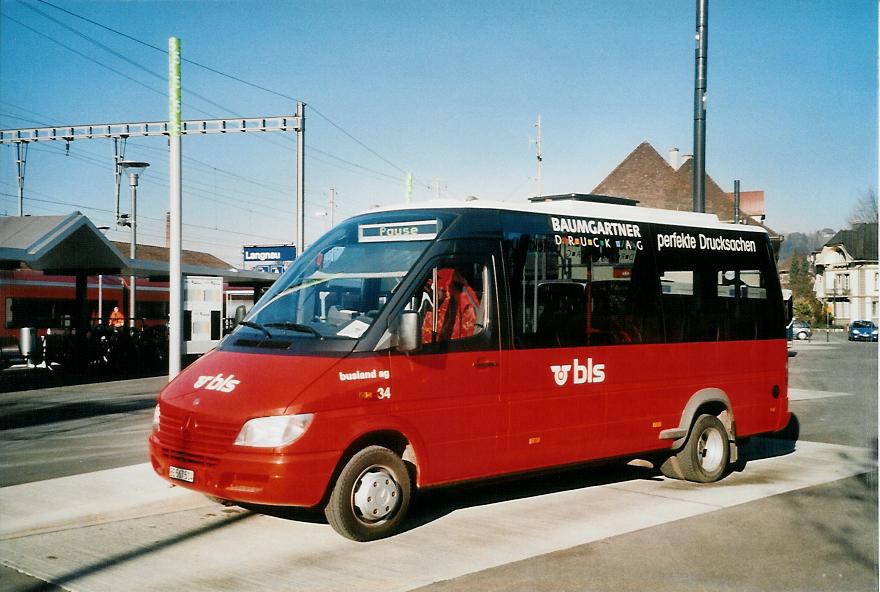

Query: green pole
[[168, 37, 183, 378]]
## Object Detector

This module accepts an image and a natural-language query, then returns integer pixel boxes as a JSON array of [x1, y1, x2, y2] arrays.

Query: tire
[[660, 414, 730, 483], [325, 446, 411, 542], [796, 331, 807, 340]]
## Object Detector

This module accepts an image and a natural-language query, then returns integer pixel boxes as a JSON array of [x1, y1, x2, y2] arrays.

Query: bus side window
[[408, 260, 490, 348], [503, 226, 661, 348], [660, 263, 776, 343], [718, 269, 767, 340]]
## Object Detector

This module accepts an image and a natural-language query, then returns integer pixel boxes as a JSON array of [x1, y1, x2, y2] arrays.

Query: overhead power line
[[29, 0, 421, 184], [7, 11, 419, 193], [32, 0, 303, 102], [14, 5, 243, 118]]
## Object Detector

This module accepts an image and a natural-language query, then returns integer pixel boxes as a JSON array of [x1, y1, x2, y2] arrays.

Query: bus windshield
[[240, 215, 442, 340]]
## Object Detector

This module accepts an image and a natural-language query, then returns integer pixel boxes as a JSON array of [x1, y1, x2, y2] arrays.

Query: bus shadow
[[732, 412, 800, 472], [401, 461, 659, 534], [240, 461, 661, 534]]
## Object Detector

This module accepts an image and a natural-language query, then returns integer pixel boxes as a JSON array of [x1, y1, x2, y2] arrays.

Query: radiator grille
[[158, 404, 240, 461]]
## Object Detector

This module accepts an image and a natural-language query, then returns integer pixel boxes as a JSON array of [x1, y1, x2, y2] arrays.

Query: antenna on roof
[[529, 115, 543, 199], [529, 193, 639, 206]]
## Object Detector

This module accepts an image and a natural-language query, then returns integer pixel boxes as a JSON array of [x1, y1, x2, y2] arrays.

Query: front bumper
[[148, 433, 339, 507], [850, 333, 877, 341]]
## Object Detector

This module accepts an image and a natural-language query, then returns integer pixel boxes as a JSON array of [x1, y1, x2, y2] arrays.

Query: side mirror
[[394, 310, 421, 353], [233, 305, 247, 326]]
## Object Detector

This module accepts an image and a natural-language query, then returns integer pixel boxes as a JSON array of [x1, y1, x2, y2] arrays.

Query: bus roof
[[357, 198, 769, 235]]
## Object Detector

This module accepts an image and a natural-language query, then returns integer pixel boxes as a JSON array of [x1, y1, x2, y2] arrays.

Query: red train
[[0, 269, 170, 342]]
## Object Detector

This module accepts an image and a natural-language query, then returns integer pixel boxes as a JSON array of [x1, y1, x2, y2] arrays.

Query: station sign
[[255, 263, 288, 274], [242, 245, 297, 263]]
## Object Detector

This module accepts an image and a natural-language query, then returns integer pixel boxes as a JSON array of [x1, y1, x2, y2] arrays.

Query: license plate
[[169, 466, 194, 483]]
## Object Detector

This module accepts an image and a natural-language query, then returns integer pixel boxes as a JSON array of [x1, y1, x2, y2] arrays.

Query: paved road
[[0, 335, 876, 591], [0, 377, 163, 487]]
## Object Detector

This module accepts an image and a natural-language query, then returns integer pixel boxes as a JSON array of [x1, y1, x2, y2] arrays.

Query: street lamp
[[96, 226, 110, 325], [118, 161, 149, 329]]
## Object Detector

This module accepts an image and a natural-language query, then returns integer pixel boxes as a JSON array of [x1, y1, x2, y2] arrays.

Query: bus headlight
[[234, 413, 314, 448], [152, 404, 161, 432]]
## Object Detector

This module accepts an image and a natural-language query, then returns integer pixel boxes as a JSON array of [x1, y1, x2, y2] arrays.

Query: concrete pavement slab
[[0, 463, 212, 540], [0, 439, 873, 592]]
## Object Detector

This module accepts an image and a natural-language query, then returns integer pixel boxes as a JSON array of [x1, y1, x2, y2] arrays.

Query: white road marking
[[788, 388, 854, 401], [0, 440, 873, 592], [788, 343, 837, 351]]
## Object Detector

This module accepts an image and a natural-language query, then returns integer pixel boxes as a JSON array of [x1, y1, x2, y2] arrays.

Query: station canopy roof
[[0, 212, 277, 287]]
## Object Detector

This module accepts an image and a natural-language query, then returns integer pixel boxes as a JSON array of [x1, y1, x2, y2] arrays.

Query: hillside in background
[[778, 228, 837, 261]]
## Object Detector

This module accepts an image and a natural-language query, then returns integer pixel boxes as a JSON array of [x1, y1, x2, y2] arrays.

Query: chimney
[[681, 153, 693, 167], [669, 147, 680, 170], [165, 212, 171, 248]]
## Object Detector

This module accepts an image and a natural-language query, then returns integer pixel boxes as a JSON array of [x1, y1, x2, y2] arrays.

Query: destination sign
[[358, 220, 439, 243]]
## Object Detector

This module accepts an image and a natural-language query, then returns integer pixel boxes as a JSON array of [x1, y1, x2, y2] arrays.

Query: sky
[[0, 0, 877, 266]]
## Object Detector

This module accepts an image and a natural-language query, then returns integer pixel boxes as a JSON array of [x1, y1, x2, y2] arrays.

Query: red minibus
[[149, 196, 789, 541]]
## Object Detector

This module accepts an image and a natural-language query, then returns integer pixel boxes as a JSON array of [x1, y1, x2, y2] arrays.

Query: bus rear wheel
[[661, 414, 730, 483], [325, 445, 411, 542]]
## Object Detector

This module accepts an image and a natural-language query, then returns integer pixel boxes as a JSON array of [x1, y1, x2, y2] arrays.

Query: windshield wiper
[[265, 322, 323, 338], [238, 320, 273, 339]]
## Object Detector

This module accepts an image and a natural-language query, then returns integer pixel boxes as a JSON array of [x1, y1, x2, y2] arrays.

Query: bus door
[[498, 218, 661, 471], [501, 257, 608, 472], [388, 246, 503, 485]]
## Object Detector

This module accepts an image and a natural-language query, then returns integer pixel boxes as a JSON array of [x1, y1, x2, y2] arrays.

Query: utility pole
[[733, 179, 741, 224], [113, 137, 127, 224], [296, 101, 306, 257], [15, 141, 27, 216], [328, 186, 336, 227], [531, 114, 543, 198], [693, 0, 709, 213], [119, 160, 149, 328]]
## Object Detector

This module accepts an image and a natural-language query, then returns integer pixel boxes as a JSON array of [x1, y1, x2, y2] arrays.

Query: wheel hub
[[698, 427, 725, 472], [352, 467, 400, 523]]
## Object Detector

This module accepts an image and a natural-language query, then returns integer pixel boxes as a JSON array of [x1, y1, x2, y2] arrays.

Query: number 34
[[377, 386, 391, 400]]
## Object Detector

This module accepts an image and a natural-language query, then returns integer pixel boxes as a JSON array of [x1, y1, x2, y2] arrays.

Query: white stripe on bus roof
[[355, 198, 769, 234]]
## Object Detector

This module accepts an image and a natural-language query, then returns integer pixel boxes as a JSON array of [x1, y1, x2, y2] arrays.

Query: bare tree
[[847, 188, 879, 226]]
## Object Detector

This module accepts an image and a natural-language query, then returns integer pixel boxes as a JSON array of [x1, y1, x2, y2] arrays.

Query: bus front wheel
[[661, 414, 730, 483], [325, 445, 411, 542]]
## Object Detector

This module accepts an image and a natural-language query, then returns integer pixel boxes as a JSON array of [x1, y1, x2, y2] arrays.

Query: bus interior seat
[[537, 282, 586, 347]]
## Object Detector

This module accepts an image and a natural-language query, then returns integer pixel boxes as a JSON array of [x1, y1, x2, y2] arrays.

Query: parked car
[[848, 320, 878, 342], [789, 319, 812, 341]]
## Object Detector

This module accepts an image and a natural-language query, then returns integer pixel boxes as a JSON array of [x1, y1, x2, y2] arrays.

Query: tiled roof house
[[591, 141, 777, 236], [110, 241, 233, 270]]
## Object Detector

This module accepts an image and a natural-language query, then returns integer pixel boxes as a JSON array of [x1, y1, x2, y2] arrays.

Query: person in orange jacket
[[109, 306, 125, 328]]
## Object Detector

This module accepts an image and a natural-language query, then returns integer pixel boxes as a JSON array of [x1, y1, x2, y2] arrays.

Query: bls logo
[[550, 358, 606, 386], [193, 373, 240, 393]]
